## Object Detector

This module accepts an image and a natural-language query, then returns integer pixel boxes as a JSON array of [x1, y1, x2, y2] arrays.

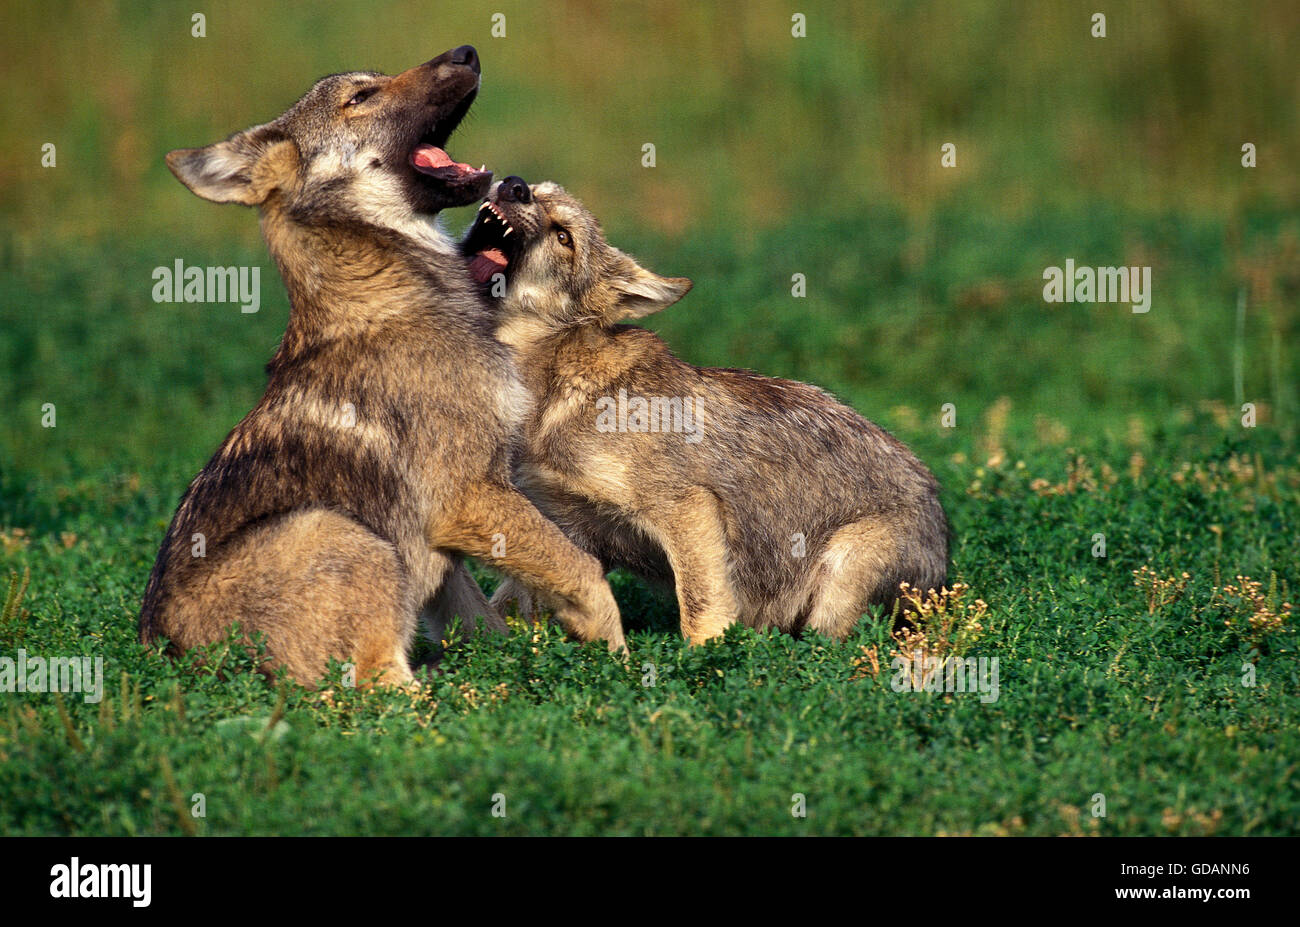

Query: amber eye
[[555, 228, 573, 248], [346, 88, 377, 106]]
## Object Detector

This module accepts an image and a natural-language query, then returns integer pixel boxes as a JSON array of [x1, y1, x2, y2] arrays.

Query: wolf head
[[463, 178, 692, 330], [165, 46, 492, 234]]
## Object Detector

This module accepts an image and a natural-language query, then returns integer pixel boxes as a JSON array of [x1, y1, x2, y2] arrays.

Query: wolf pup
[[140, 50, 624, 686], [464, 178, 948, 643]]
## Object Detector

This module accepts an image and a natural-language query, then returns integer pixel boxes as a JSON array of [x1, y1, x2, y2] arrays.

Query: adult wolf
[[140, 48, 624, 685]]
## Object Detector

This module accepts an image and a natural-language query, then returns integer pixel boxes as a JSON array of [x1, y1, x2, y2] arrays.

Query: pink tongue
[[469, 249, 507, 284], [411, 144, 473, 176]]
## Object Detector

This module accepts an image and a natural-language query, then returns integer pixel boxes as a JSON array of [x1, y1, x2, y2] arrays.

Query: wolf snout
[[450, 44, 480, 73], [498, 175, 531, 204]]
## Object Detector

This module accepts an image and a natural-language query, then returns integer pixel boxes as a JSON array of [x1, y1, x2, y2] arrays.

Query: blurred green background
[[1, 0, 1296, 481]]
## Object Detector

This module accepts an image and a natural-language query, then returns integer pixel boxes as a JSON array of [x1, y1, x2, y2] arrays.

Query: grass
[[0, 434, 1297, 835], [1, 216, 1296, 835], [1, 1, 1297, 835]]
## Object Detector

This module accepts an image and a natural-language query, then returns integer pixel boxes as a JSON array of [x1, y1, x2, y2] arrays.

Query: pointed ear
[[165, 122, 296, 205], [609, 250, 692, 321]]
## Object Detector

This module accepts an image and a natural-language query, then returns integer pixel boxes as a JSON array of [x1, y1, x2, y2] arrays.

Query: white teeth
[[480, 165, 486, 172], [503, 228, 512, 237], [478, 201, 489, 211]]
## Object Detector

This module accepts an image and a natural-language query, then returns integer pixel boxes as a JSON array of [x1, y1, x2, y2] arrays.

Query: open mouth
[[410, 145, 490, 186], [462, 198, 519, 284], [408, 91, 492, 195]]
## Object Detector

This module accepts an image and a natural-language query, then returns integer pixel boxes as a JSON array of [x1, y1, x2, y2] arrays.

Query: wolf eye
[[345, 88, 377, 106], [555, 228, 573, 248]]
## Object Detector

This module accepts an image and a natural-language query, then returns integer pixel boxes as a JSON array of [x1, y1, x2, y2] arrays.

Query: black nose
[[451, 45, 479, 73], [499, 176, 530, 204]]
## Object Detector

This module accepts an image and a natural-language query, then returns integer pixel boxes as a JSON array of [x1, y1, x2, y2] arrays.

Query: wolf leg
[[489, 576, 545, 623], [645, 488, 739, 644], [158, 508, 417, 687], [435, 482, 625, 651], [801, 518, 910, 640], [421, 558, 507, 646]]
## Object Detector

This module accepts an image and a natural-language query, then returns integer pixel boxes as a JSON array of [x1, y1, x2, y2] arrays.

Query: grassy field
[[1, 2, 1298, 835]]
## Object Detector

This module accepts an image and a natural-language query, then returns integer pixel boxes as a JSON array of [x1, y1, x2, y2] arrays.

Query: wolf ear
[[165, 122, 297, 206], [609, 251, 692, 321]]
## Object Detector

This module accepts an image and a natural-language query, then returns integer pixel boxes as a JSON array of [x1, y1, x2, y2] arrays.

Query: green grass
[[1, 1, 1298, 836], [0, 431, 1297, 835], [1, 216, 1297, 835]]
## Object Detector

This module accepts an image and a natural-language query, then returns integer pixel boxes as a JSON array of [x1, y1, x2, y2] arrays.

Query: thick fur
[[140, 52, 623, 687], [475, 182, 948, 643]]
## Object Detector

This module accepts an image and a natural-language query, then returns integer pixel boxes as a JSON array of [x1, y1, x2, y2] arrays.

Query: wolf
[[463, 178, 948, 643], [140, 49, 624, 686]]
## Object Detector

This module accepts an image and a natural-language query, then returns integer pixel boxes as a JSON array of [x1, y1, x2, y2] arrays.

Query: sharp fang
[[503, 228, 512, 237], [479, 202, 490, 211]]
